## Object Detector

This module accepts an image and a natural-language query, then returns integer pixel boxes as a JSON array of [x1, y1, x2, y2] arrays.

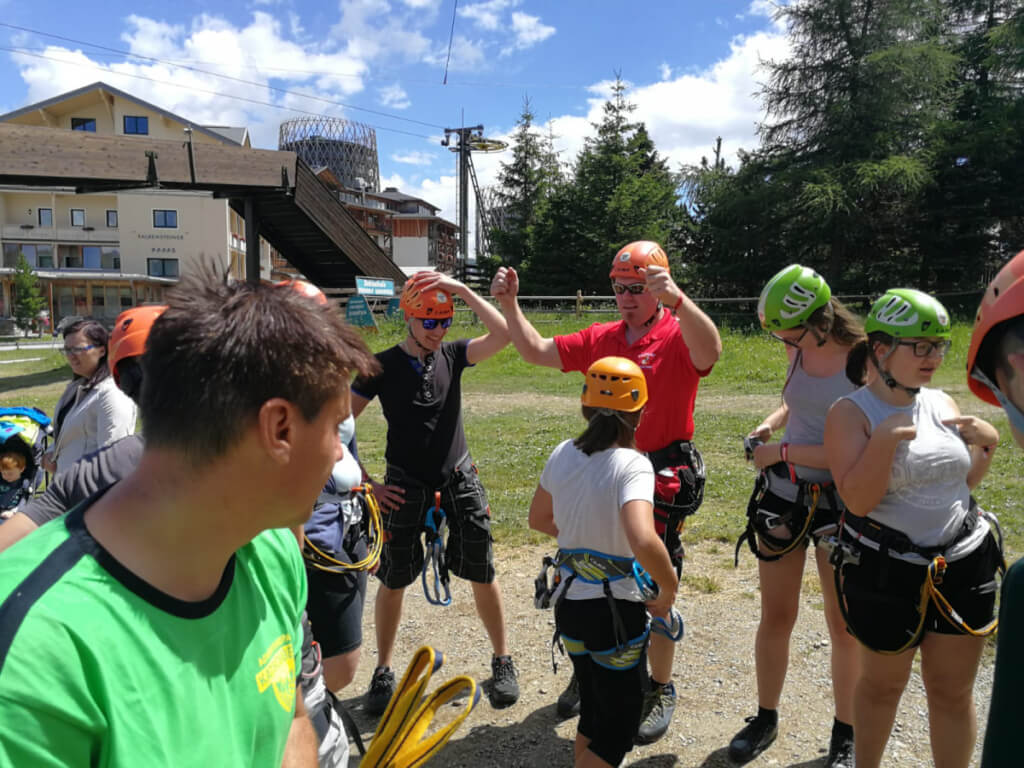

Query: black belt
[[386, 453, 473, 490], [842, 507, 979, 560], [646, 440, 696, 469]]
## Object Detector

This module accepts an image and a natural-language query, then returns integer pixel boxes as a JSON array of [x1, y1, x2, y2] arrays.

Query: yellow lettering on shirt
[[256, 635, 296, 712]]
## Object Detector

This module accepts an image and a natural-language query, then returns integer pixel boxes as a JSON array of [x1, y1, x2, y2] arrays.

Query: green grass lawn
[[3, 313, 1021, 556]]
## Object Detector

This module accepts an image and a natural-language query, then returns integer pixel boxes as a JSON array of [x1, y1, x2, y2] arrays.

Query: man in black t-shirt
[[352, 270, 520, 712]]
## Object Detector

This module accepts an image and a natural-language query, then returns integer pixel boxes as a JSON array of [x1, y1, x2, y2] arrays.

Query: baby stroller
[[0, 407, 53, 518]]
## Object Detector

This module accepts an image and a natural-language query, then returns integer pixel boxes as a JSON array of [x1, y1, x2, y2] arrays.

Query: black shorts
[[377, 457, 494, 590], [555, 597, 647, 767], [305, 532, 368, 657], [839, 530, 1001, 652]]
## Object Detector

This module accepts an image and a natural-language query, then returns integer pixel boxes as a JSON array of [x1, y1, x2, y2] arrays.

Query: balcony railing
[[1, 225, 120, 242]]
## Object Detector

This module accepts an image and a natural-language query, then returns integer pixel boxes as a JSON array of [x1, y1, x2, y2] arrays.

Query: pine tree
[[12, 254, 46, 336]]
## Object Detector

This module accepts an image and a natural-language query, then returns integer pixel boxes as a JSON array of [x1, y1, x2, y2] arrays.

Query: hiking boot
[[635, 681, 676, 745], [556, 673, 581, 718], [826, 730, 854, 768], [489, 655, 520, 708], [364, 666, 396, 716], [728, 713, 778, 764]]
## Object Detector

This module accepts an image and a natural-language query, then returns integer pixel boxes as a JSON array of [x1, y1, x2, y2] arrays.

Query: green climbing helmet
[[757, 264, 832, 330], [865, 289, 952, 339]]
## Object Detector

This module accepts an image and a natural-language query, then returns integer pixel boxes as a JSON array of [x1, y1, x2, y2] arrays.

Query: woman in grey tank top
[[825, 289, 1002, 768], [729, 266, 865, 768]]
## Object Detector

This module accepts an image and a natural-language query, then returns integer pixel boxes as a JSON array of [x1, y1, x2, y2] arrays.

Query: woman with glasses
[[350, 270, 521, 714], [43, 318, 136, 475], [729, 265, 864, 767], [824, 289, 1002, 768]]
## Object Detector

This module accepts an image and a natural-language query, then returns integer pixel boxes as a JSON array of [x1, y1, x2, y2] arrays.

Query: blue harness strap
[[421, 491, 451, 607]]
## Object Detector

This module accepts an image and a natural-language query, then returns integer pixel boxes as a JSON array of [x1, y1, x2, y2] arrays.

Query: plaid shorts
[[376, 456, 495, 590]]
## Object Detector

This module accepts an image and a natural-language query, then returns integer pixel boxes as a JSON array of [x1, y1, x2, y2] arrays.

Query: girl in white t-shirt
[[529, 357, 678, 768]]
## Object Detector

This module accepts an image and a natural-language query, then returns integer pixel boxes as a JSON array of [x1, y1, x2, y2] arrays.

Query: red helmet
[[968, 250, 1024, 405], [399, 278, 454, 319], [277, 279, 328, 306], [109, 305, 167, 385], [609, 241, 669, 281]]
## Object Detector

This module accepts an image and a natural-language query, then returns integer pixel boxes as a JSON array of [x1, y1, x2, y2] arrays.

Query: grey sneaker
[[556, 673, 581, 718], [635, 680, 676, 745], [489, 655, 520, 708], [728, 713, 778, 764], [364, 666, 396, 716]]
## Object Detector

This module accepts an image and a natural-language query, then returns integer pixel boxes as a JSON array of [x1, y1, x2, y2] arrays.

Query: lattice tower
[[279, 116, 380, 192]]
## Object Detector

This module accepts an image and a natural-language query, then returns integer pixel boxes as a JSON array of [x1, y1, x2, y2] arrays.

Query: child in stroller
[[0, 407, 52, 520]]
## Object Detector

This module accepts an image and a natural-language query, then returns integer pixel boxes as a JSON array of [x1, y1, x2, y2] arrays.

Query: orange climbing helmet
[[399, 277, 454, 319], [109, 305, 167, 385], [609, 241, 670, 281], [277, 279, 328, 306], [968, 249, 1024, 405], [581, 356, 648, 412]]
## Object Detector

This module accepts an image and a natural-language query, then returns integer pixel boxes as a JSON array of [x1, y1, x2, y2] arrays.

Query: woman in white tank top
[[825, 289, 1001, 768], [729, 265, 865, 768]]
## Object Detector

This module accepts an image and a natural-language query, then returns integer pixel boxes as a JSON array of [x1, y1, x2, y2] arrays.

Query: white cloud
[[459, 0, 518, 31], [659, 62, 672, 81], [400, 0, 441, 8], [745, 0, 788, 31], [424, 35, 488, 73], [502, 11, 556, 54], [378, 83, 411, 109], [391, 150, 437, 165]]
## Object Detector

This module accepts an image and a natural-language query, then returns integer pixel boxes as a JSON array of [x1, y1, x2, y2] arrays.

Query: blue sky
[[0, 0, 789, 233]]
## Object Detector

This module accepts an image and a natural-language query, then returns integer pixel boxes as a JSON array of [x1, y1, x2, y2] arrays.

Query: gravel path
[[340, 540, 994, 767]]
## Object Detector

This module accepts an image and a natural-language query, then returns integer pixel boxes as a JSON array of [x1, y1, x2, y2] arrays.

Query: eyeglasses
[[770, 327, 809, 348], [62, 344, 97, 356], [421, 317, 452, 330], [896, 339, 952, 358], [611, 282, 647, 295]]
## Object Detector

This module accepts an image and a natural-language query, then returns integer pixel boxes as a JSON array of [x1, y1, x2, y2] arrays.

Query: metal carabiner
[[421, 491, 452, 607]]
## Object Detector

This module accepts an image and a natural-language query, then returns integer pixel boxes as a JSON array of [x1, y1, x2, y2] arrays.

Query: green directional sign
[[345, 295, 378, 329], [385, 297, 403, 320]]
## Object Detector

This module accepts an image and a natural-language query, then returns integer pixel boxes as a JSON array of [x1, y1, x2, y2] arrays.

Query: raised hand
[[490, 266, 519, 301], [942, 415, 999, 448], [638, 265, 682, 309]]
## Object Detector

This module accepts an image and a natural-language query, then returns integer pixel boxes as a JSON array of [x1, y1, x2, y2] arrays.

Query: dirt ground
[[339, 540, 994, 767]]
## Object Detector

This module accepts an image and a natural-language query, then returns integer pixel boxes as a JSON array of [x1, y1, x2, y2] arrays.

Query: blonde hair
[[0, 452, 27, 473]]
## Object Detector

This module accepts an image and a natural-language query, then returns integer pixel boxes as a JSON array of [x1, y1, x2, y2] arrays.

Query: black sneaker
[[556, 673, 581, 718], [728, 713, 778, 764], [635, 681, 676, 745], [489, 655, 520, 708], [826, 730, 854, 768], [364, 666, 396, 716]]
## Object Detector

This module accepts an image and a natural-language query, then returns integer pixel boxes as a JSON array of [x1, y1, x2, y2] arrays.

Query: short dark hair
[[977, 315, 1024, 388], [573, 405, 642, 455], [141, 268, 379, 466], [63, 319, 111, 390]]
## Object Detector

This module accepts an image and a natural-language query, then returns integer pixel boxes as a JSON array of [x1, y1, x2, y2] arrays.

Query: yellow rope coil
[[303, 484, 383, 573]]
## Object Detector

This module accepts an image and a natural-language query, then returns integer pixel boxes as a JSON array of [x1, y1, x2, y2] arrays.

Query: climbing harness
[[303, 484, 384, 574], [648, 440, 706, 526], [360, 645, 479, 768], [828, 505, 1006, 655], [536, 549, 683, 672], [734, 463, 840, 566], [421, 491, 452, 607]]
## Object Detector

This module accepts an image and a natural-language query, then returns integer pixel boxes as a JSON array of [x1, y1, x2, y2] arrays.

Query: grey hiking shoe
[[635, 680, 676, 745], [364, 666, 396, 716], [556, 673, 581, 718], [489, 655, 520, 708], [728, 713, 778, 764]]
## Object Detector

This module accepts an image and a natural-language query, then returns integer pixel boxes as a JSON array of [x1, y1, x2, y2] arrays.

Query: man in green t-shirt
[[0, 271, 378, 767]]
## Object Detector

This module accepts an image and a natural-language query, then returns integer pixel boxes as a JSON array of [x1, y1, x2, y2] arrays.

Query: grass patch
[[3, 314, 1021, 562], [681, 573, 721, 594]]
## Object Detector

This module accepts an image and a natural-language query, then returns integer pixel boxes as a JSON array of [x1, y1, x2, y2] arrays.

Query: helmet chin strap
[[642, 303, 662, 328], [405, 320, 432, 357], [872, 345, 920, 396], [590, 408, 637, 430]]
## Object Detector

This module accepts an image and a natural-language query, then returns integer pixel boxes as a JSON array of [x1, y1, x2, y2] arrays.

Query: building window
[[148, 258, 179, 277], [71, 118, 96, 132], [38, 208, 53, 227], [106, 210, 118, 228], [124, 115, 149, 135], [36, 244, 54, 269], [101, 247, 120, 270], [59, 245, 83, 269], [70, 209, 85, 227], [153, 210, 178, 228], [83, 246, 101, 269], [2, 244, 37, 267]]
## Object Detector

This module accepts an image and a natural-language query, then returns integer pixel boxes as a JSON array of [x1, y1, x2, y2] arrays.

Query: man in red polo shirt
[[491, 241, 721, 744]]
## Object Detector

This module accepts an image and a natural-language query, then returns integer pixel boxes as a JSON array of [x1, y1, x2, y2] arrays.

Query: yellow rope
[[303, 484, 383, 573]]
